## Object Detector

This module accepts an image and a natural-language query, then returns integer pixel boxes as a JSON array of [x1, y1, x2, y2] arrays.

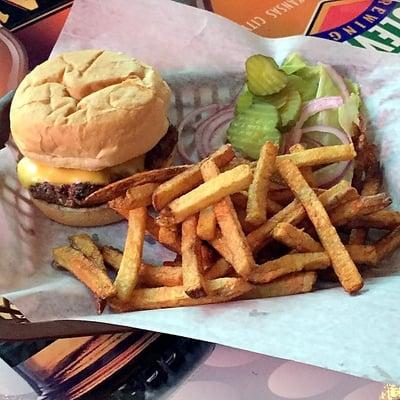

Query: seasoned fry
[[181, 215, 207, 298], [109, 183, 158, 211], [201, 160, 256, 278], [249, 252, 331, 284], [247, 180, 357, 253], [109, 277, 252, 312], [85, 165, 189, 206], [159, 164, 252, 225], [241, 272, 317, 299], [289, 144, 316, 187], [204, 258, 233, 280], [277, 144, 356, 168], [276, 159, 363, 293], [53, 246, 116, 299], [347, 210, 400, 230], [375, 226, 400, 261], [329, 193, 391, 226], [114, 208, 147, 301], [246, 141, 278, 226], [152, 144, 235, 210], [69, 234, 105, 271], [197, 207, 217, 240]]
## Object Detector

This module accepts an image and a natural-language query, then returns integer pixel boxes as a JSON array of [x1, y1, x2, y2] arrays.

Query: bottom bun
[[32, 198, 123, 227]]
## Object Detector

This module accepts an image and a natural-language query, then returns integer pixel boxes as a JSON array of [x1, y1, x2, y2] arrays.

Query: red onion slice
[[322, 64, 350, 100], [302, 125, 351, 144], [314, 160, 353, 188]]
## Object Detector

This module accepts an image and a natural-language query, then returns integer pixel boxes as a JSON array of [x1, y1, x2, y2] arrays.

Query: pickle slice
[[235, 85, 254, 114], [279, 89, 301, 128], [287, 74, 318, 102], [227, 102, 281, 159], [246, 54, 288, 96], [281, 53, 308, 75], [263, 91, 288, 110]]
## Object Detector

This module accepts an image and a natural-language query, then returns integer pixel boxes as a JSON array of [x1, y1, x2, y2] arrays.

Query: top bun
[[10, 49, 171, 171]]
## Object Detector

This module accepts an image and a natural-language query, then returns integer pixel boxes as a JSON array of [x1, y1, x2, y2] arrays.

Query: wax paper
[[1, 0, 400, 383]]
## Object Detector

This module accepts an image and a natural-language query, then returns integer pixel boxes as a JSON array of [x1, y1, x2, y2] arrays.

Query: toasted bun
[[10, 49, 171, 171], [32, 198, 122, 227]]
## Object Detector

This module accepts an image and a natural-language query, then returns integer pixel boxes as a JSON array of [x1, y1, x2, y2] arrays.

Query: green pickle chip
[[235, 85, 254, 114], [279, 89, 301, 128], [246, 54, 288, 96]]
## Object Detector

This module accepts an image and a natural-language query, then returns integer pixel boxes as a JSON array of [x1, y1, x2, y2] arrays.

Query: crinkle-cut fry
[[159, 164, 253, 225], [276, 159, 363, 293], [85, 165, 189, 206], [181, 215, 207, 298], [375, 226, 400, 261], [53, 246, 116, 299], [272, 222, 322, 253], [289, 144, 317, 187], [241, 271, 317, 299], [152, 144, 235, 211], [101, 246, 182, 287], [269, 189, 294, 205], [114, 207, 147, 301], [197, 207, 217, 241], [246, 141, 278, 226], [204, 258, 233, 280], [329, 193, 391, 226], [201, 160, 255, 279], [249, 252, 331, 284], [109, 277, 253, 312], [69, 233, 106, 271], [109, 183, 158, 211], [277, 144, 356, 168], [247, 180, 357, 253], [347, 210, 400, 230]]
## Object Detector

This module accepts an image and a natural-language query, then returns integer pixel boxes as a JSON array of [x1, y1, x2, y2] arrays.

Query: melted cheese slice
[[17, 156, 145, 188]]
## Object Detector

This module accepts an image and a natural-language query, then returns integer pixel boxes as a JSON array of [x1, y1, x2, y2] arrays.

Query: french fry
[[114, 207, 147, 301], [101, 246, 123, 270], [269, 189, 294, 205], [276, 159, 363, 293], [181, 215, 207, 298], [69, 234, 106, 271], [246, 141, 278, 226], [159, 225, 181, 250], [247, 180, 358, 253], [197, 207, 217, 241], [347, 210, 400, 230], [204, 258, 233, 280], [145, 215, 182, 253], [249, 252, 331, 284], [109, 183, 158, 211], [375, 226, 400, 261], [346, 245, 378, 265], [53, 246, 116, 299], [152, 144, 235, 210], [109, 277, 252, 312], [241, 271, 317, 299], [231, 191, 283, 215], [277, 144, 356, 168], [329, 193, 391, 226], [209, 233, 235, 266], [159, 164, 253, 225], [201, 160, 256, 279], [85, 165, 189, 206], [289, 144, 317, 187]]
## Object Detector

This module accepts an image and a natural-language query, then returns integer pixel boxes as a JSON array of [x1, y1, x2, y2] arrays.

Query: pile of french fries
[[52, 135, 400, 313]]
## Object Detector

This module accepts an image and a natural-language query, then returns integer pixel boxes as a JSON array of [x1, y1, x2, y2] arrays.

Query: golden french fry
[[347, 210, 400, 230], [152, 144, 235, 210], [375, 226, 400, 261], [69, 233, 106, 271], [204, 258, 233, 280], [346, 245, 378, 265], [249, 252, 331, 284], [277, 144, 356, 168], [276, 159, 363, 293], [247, 180, 358, 253], [241, 272, 317, 299], [109, 183, 158, 211], [329, 193, 391, 226], [246, 141, 278, 226], [159, 164, 253, 225], [197, 207, 217, 241], [101, 246, 123, 270], [85, 165, 189, 206], [231, 191, 283, 215], [109, 277, 252, 312], [181, 215, 207, 298], [289, 144, 317, 187], [114, 207, 147, 301], [53, 246, 116, 299], [201, 160, 256, 279], [209, 233, 235, 266], [159, 225, 181, 249]]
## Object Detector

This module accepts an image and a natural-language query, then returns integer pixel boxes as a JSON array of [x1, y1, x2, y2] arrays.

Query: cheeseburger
[[10, 49, 176, 226]]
